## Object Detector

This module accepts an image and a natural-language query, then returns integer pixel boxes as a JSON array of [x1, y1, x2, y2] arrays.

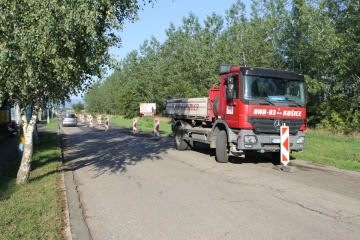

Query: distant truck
[[166, 64, 307, 163]]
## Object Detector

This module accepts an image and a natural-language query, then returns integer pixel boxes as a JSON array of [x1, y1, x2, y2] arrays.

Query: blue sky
[[110, 0, 251, 60]]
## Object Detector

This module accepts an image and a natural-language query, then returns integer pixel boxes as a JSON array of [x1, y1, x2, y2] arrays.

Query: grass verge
[[0, 122, 63, 239], [105, 115, 173, 135], [40, 117, 60, 131], [292, 129, 360, 171]]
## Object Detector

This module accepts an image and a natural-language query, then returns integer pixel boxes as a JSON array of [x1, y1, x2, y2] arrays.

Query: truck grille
[[248, 117, 305, 135]]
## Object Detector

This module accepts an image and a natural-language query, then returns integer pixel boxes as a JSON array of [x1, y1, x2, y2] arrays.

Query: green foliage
[[316, 98, 360, 134], [84, 0, 360, 133], [286, 0, 360, 132], [0, 0, 153, 109], [72, 102, 85, 114]]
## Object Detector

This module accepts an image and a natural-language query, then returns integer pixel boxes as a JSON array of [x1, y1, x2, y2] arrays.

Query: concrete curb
[[61, 171, 72, 240], [58, 124, 73, 240], [58, 122, 92, 240], [289, 159, 360, 177]]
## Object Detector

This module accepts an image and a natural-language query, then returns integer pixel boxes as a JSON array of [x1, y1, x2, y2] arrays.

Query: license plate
[[271, 138, 281, 143]]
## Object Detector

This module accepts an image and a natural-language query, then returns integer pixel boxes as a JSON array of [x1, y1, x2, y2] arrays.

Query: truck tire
[[174, 125, 189, 151], [215, 130, 229, 163]]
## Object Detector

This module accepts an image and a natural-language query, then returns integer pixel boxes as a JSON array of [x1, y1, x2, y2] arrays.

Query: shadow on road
[[62, 125, 298, 178], [61, 126, 173, 178]]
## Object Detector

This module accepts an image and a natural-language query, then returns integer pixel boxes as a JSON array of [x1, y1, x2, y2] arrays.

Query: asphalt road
[[61, 122, 360, 240]]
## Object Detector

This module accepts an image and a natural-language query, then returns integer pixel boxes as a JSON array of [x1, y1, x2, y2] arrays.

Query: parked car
[[62, 113, 77, 127]]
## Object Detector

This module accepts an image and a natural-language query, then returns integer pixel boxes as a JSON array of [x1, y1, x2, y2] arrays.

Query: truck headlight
[[244, 135, 257, 144], [296, 136, 305, 144]]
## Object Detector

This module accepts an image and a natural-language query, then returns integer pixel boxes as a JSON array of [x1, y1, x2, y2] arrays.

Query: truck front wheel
[[216, 130, 229, 163], [174, 125, 189, 151]]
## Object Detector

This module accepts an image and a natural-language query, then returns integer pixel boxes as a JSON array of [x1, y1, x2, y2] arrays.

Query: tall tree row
[[285, 0, 360, 133], [85, 0, 360, 133]]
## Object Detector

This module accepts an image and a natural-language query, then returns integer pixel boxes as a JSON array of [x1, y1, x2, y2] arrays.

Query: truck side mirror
[[226, 77, 234, 101]]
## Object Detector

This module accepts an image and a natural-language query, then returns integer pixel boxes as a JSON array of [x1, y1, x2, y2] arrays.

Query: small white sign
[[226, 106, 234, 114], [140, 103, 156, 116]]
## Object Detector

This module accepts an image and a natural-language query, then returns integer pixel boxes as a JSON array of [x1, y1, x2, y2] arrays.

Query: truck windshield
[[242, 75, 306, 106]]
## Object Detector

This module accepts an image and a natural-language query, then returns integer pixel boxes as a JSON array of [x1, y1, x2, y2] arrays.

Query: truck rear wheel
[[215, 130, 229, 163], [174, 125, 189, 151]]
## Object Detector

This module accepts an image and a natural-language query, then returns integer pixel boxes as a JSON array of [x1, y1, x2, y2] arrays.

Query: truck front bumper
[[236, 130, 305, 152]]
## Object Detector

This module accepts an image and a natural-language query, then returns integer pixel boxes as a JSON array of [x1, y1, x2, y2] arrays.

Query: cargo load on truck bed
[[166, 98, 209, 120]]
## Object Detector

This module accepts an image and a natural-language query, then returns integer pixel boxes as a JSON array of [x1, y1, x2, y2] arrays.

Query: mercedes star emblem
[[274, 119, 282, 130]]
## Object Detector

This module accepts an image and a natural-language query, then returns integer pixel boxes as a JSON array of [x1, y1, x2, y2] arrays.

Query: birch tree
[[0, 0, 153, 185]]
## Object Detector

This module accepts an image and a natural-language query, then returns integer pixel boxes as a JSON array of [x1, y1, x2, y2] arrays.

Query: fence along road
[[61, 123, 360, 240]]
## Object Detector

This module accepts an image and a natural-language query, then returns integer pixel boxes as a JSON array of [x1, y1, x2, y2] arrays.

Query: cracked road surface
[[61, 123, 360, 240]]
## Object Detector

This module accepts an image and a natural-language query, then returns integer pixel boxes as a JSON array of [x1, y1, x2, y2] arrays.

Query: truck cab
[[216, 65, 307, 157]]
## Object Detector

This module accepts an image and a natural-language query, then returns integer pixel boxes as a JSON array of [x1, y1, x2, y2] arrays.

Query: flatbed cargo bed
[[166, 98, 209, 120]]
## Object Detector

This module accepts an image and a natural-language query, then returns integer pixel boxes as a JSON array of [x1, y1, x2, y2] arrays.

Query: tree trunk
[[16, 111, 37, 185]]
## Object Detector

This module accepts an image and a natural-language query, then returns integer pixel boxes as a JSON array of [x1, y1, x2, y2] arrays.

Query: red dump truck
[[166, 64, 307, 163]]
